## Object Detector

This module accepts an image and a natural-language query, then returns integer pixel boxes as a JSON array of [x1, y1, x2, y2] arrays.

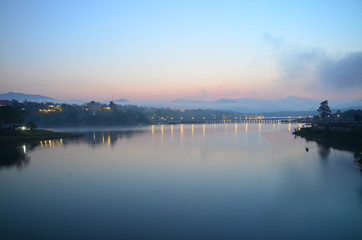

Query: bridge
[[153, 116, 311, 125]]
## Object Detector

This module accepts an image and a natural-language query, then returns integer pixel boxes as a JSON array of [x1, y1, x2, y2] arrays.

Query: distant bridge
[[153, 117, 311, 125]]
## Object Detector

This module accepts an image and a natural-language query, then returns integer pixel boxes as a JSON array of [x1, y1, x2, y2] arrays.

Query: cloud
[[319, 52, 362, 89], [279, 47, 327, 87], [264, 34, 362, 99], [262, 33, 285, 49]]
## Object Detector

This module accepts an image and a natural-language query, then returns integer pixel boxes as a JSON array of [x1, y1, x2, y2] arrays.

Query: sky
[[1, 0, 361, 102]]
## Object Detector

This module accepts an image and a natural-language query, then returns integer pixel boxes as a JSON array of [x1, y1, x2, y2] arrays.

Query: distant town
[[1, 98, 361, 131], [0, 99, 298, 129]]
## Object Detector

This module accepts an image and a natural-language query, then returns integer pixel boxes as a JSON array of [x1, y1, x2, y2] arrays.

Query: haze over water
[[1, 123, 361, 239]]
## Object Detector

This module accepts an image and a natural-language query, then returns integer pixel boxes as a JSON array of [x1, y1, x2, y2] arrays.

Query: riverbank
[[0, 129, 83, 144], [293, 125, 362, 166], [294, 124, 362, 143]]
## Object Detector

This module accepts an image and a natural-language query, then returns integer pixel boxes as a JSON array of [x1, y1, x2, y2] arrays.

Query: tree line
[[0, 100, 238, 128]]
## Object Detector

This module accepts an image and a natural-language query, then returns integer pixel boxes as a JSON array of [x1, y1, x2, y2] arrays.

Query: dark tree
[[317, 100, 331, 118], [0, 105, 25, 125], [109, 101, 117, 111], [26, 121, 37, 129]]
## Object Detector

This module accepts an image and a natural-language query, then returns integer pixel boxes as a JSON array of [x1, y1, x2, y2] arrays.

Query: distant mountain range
[[0, 92, 56, 102], [168, 96, 320, 113], [1, 92, 361, 113], [162, 96, 362, 113], [114, 98, 129, 103]]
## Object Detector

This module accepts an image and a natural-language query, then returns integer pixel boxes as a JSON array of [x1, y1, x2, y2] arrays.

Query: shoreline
[[0, 129, 83, 145], [293, 125, 362, 167], [293, 125, 362, 146]]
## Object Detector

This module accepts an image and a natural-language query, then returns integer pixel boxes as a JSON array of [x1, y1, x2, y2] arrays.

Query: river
[[0, 123, 361, 239]]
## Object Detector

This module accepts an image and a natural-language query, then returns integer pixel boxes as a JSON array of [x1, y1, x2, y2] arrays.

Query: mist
[[319, 52, 362, 89], [264, 34, 362, 100]]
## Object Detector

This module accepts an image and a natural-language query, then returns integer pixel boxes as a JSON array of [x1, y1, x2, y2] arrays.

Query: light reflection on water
[[0, 123, 361, 240]]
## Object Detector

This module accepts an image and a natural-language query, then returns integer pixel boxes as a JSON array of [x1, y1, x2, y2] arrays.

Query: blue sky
[[1, 0, 361, 101]]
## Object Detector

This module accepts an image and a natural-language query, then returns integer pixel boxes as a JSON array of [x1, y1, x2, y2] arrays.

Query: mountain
[[211, 98, 279, 112], [0, 92, 131, 105], [333, 99, 362, 110], [0, 92, 56, 102], [272, 96, 320, 111], [114, 98, 129, 103], [168, 96, 322, 113], [172, 98, 206, 104], [3, 91, 359, 113]]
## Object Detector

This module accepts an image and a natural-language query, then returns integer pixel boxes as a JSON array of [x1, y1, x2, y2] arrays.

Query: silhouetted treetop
[[317, 100, 331, 118]]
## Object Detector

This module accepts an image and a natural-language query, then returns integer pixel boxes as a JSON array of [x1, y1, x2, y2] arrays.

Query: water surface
[[1, 123, 361, 239]]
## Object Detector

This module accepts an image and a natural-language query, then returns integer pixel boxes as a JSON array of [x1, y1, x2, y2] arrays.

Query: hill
[[0, 92, 56, 102]]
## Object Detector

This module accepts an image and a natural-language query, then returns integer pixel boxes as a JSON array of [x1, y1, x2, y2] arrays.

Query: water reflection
[[180, 124, 184, 138], [301, 137, 362, 169], [2, 124, 361, 173], [40, 139, 63, 148], [1, 124, 361, 239], [318, 144, 331, 161], [79, 129, 147, 147], [0, 129, 147, 171], [0, 144, 36, 170]]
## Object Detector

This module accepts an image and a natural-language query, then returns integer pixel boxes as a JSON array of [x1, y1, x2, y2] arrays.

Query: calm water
[[1, 123, 361, 240]]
